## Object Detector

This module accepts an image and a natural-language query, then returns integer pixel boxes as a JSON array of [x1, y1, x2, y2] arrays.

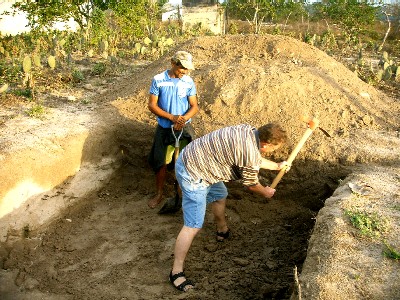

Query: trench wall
[[0, 116, 121, 242]]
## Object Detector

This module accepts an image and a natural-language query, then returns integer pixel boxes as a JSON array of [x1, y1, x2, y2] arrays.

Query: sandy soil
[[0, 34, 399, 300]]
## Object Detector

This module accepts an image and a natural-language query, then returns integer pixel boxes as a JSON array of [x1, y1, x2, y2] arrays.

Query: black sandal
[[216, 228, 231, 242], [169, 271, 194, 292]]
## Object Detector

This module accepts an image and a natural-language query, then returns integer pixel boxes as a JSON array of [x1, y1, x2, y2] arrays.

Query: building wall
[[182, 0, 219, 7], [182, 5, 225, 35]]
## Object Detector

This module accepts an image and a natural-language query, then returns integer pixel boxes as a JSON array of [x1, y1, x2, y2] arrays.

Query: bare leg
[[212, 198, 229, 240], [171, 226, 201, 290], [148, 165, 167, 209]]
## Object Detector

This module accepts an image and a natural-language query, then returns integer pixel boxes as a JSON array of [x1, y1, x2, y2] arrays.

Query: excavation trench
[[0, 118, 348, 299], [1, 34, 399, 299]]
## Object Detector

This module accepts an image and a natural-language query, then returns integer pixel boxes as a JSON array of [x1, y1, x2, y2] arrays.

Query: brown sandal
[[216, 228, 231, 242]]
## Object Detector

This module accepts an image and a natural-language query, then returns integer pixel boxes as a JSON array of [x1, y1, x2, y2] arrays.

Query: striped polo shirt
[[181, 124, 262, 186]]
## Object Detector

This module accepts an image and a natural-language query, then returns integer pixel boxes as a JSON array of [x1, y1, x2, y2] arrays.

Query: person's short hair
[[171, 51, 195, 70], [258, 123, 287, 145]]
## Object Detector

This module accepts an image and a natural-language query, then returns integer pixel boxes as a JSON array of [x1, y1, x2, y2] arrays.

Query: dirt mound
[[113, 34, 399, 203], [0, 34, 399, 300]]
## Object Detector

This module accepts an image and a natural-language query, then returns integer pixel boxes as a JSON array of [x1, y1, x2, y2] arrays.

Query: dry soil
[[0, 34, 399, 300]]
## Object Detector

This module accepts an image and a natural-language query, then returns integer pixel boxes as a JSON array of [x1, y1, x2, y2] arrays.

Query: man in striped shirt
[[169, 123, 288, 292]]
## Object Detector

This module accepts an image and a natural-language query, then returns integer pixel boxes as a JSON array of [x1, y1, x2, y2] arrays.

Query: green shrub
[[72, 69, 84, 82], [91, 62, 106, 75]]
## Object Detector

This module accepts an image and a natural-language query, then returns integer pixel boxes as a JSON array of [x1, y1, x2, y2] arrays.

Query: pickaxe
[[270, 117, 320, 189]]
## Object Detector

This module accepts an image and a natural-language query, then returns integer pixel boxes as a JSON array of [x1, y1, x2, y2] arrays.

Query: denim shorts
[[175, 152, 228, 228]]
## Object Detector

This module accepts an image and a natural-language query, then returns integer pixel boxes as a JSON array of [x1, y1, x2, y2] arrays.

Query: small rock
[[232, 257, 250, 266]]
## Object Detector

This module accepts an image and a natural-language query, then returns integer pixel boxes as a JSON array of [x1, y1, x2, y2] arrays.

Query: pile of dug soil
[[0, 34, 399, 299]]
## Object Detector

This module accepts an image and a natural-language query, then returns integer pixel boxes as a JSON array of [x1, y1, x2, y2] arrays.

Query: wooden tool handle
[[270, 118, 319, 189], [174, 147, 180, 161]]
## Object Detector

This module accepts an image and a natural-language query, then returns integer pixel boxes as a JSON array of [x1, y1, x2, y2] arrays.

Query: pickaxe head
[[300, 116, 320, 130], [300, 116, 330, 137]]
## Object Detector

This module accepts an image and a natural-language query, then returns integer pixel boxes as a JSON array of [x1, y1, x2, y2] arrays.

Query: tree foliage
[[226, 0, 307, 33], [313, 0, 379, 38]]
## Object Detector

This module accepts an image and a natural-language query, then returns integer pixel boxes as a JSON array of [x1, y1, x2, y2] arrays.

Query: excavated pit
[[1, 34, 399, 299]]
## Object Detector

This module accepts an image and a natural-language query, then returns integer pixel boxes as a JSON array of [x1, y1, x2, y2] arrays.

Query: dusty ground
[[0, 34, 399, 299]]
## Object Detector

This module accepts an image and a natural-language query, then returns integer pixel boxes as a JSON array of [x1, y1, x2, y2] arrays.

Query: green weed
[[344, 209, 388, 237], [26, 104, 45, 119], [383, 241, 400, 260], [72, 69, 84, 83], [12, 88, 32, 99]]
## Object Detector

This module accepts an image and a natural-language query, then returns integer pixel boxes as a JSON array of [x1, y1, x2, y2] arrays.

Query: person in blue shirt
[[147, 51, 199, 209]]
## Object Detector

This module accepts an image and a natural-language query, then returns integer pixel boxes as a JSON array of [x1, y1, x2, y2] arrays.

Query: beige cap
[[172, 51, 195, 70]]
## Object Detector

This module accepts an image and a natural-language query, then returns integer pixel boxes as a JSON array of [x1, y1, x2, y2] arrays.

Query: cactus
[[165, 38, 174, 46], [143, 37, 152, 46], [48, 55, 56, 69], [395, 65, 400, 82], [33, 54, 41, 68], [22, 55, 34, 97], [383, 67, 392, 81], [382, 51, 389, 61], [88, 49, 94, 58], [135, 42, 141, 54], [140, 46, 147, 55], [150, 34, 158, 43], [23, 56, 32, 73], [376, 69, 383, 81], [59, 38, 66, 47], [0, 83, 8, 93], [100, 40, 108, 59], [376, 51, 398, 81], [100, 40, 109, 53]]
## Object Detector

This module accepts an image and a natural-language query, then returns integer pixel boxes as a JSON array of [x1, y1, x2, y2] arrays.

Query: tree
[[10, 1, 105, 32], [313, 0, 379, 44], [226, 0, 307, 34]]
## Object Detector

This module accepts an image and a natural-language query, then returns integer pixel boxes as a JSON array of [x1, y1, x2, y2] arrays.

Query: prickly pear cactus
[[33, 54, 41, 68], [59, 39, 66, 47], [0, 83, 8, 93], [100, 40, 109, 53], [382, 51, 389, 61], [48, 55, 56, 70], [376, 69, 383, 81], [395, 65, 400, 82], [383, 67, 392, 81], [135, 43, 141, 54], [165, 38, 174, 46], [23, 56, 32, 73], [143, 37, 152, 46]]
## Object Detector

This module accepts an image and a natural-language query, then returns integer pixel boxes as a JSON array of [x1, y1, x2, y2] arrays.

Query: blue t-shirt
[[149, 70, 197, 128]]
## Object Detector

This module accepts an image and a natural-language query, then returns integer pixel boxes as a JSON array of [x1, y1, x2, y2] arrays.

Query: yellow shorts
[[165, 139, 189, 165]]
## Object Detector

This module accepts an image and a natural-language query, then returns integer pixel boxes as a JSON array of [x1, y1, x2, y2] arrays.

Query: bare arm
[[148, 94, 176, 122], [260, 158, 287, 171], [247, 183, 276, 198], [245, 159, 288, 198]]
